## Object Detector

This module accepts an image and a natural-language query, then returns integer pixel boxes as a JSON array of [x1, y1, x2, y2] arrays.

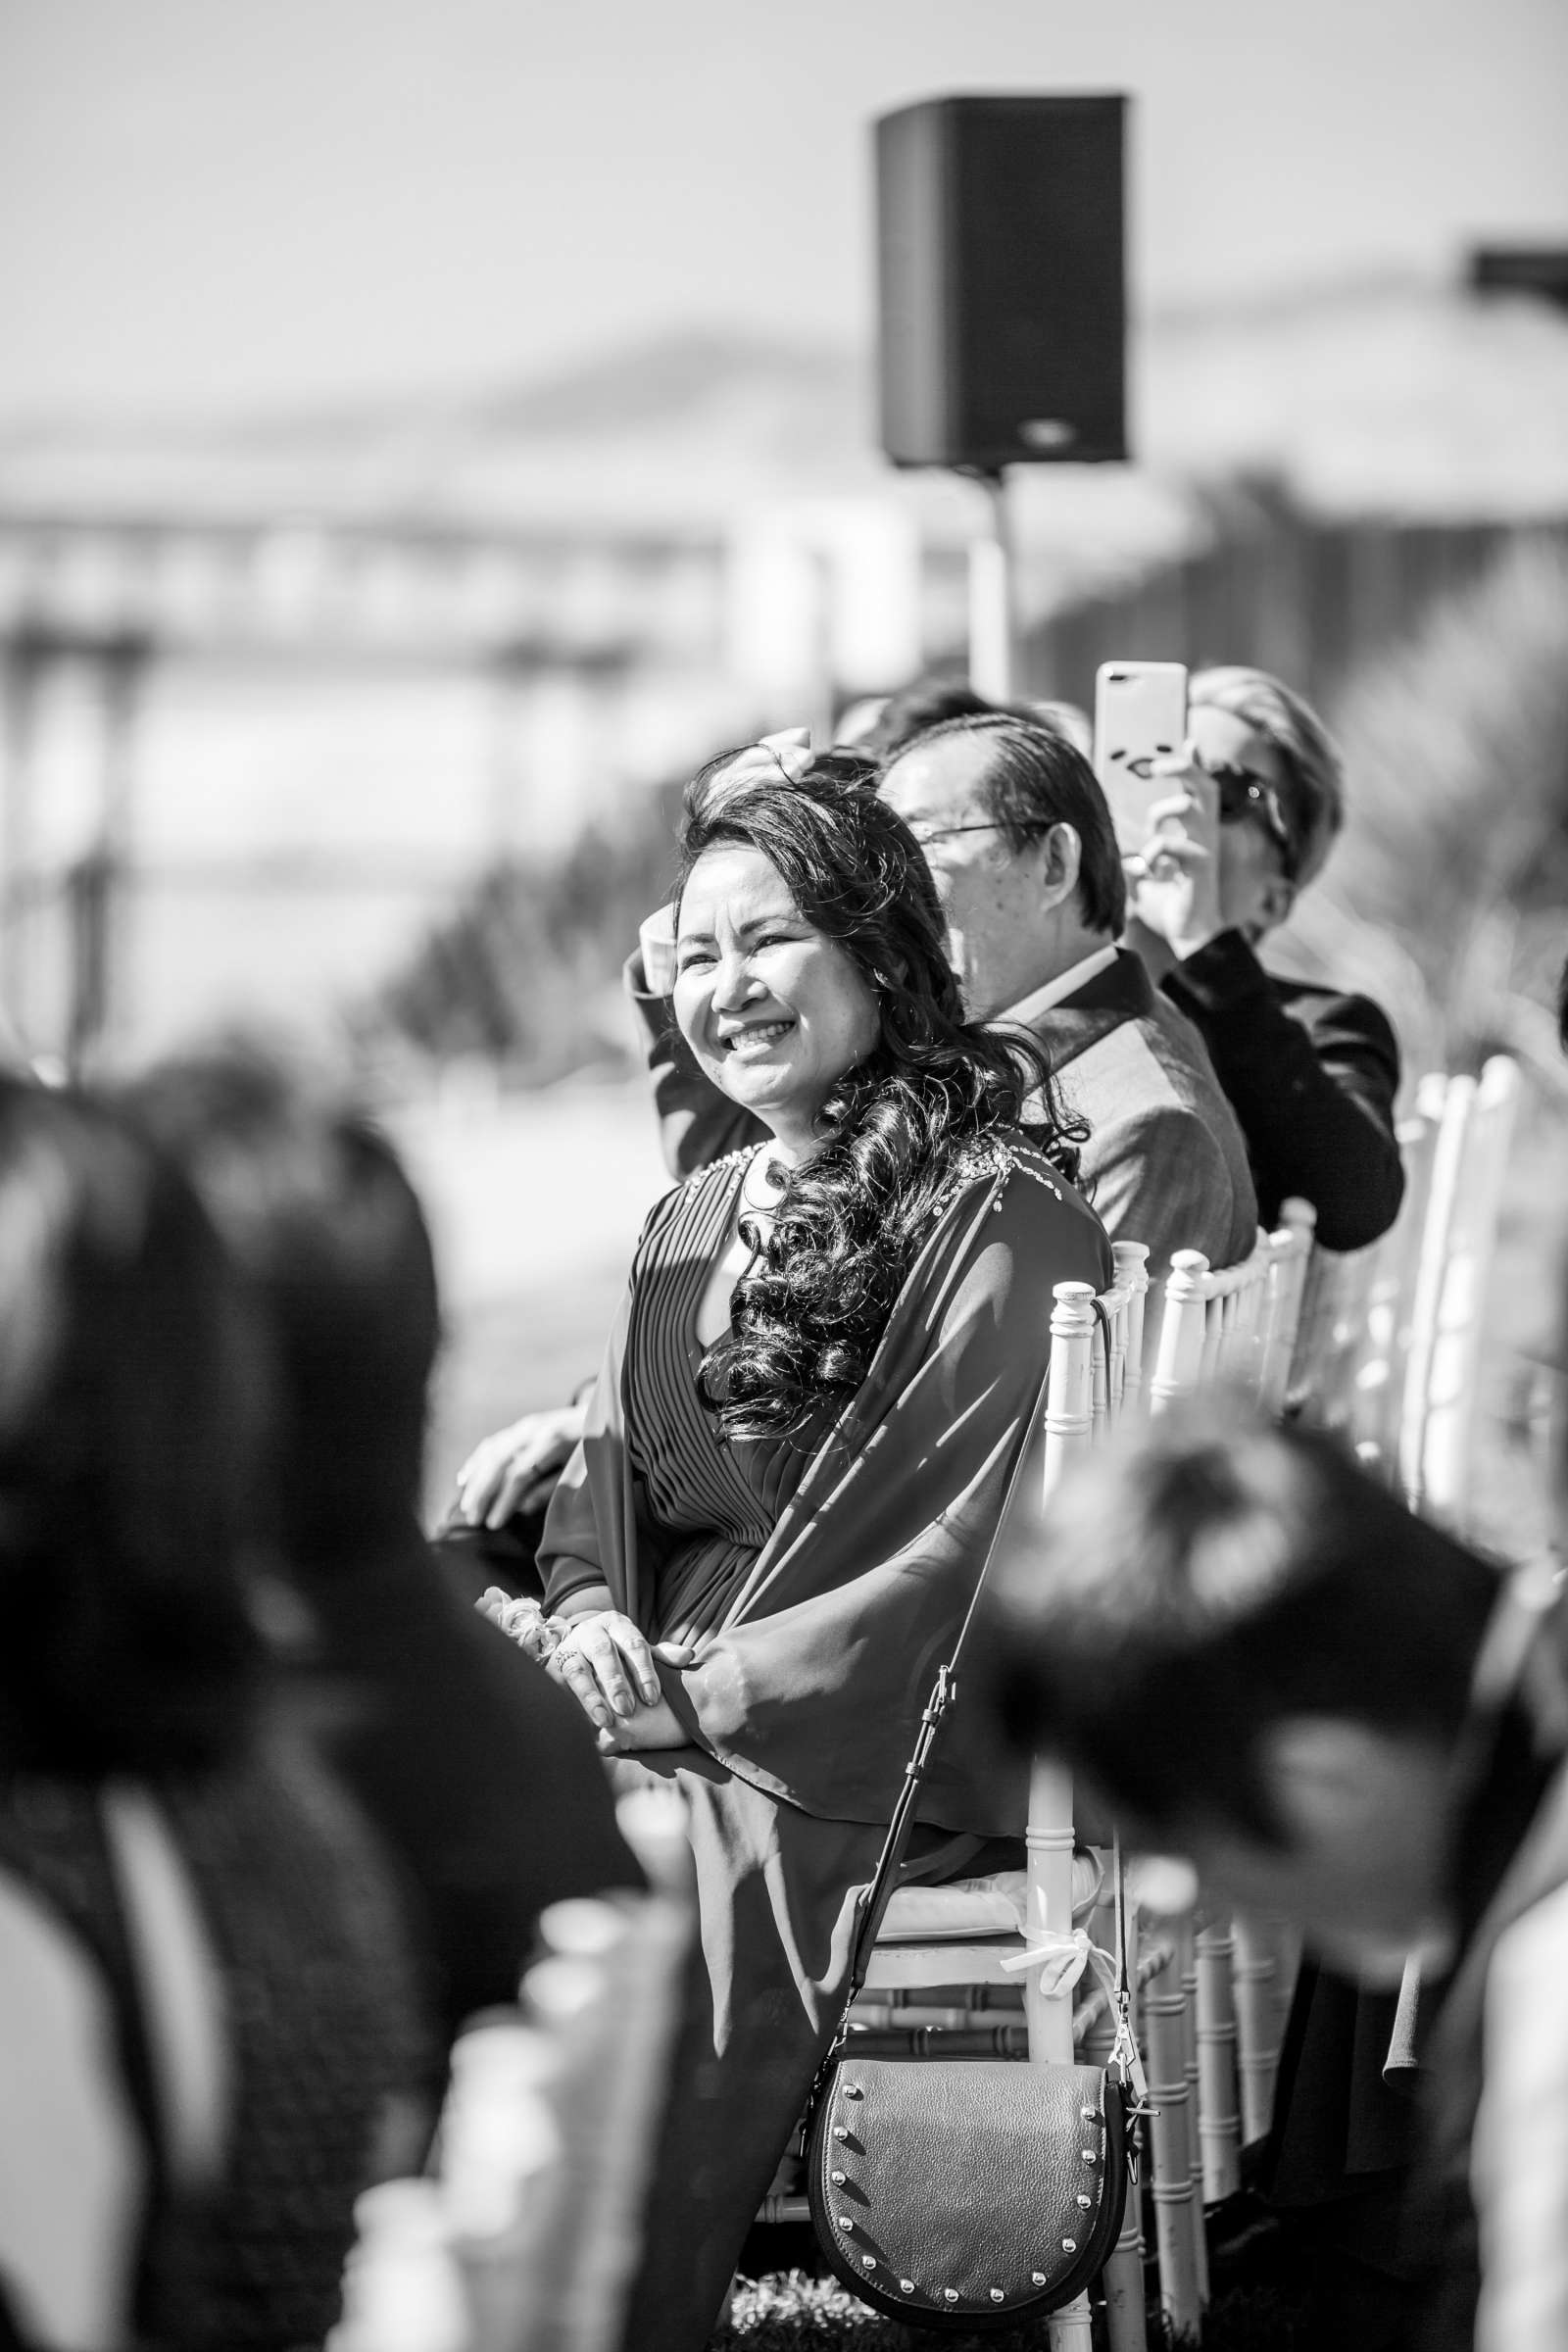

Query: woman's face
[[673, 843, 881, 1157]]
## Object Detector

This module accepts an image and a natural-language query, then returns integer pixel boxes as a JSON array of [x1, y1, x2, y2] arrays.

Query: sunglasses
[[1208, 763, 1300, 880]]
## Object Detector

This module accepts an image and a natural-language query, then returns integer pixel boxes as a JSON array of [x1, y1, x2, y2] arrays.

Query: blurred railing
[[3, 487, 1566, 1074], [1022, 495, 1568, 713]]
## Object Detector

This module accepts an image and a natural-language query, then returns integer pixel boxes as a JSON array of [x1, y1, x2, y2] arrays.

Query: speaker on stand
[[873, 94, 1130, 698]]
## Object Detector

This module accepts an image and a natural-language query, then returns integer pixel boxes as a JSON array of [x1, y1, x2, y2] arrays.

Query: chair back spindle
[[1149, 1250, 1211, 1413], [1399, 1054, 1521, 1525]]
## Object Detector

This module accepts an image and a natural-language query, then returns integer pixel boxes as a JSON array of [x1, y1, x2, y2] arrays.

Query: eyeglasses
[[906, 820, 1006, 849], [1209, 763, 1299, 879]]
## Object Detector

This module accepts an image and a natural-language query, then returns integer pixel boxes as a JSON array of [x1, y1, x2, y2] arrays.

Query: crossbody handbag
[[805, 1377, 1137, 2333]]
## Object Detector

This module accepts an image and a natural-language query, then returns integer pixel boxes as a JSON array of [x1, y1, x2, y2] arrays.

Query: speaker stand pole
[[966, 468, 1014, 702]]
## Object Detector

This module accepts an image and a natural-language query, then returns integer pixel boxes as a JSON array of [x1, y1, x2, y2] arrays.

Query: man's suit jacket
[[1159, 929, 1404, 1252], [626, 943, 1257, 1285], [1042, 947, 1256, 1280]]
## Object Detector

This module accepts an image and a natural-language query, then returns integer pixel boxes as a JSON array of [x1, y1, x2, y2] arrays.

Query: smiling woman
[[672, 839, 881, 1157], [481, 748, 1113, 2349]]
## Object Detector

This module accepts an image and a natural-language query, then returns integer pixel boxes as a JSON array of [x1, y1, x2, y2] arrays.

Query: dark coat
[[1158, 928, 1404, 1251]]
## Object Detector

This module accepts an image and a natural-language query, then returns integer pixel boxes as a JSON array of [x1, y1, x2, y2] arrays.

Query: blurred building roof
[[1, 277, 1565, 606]]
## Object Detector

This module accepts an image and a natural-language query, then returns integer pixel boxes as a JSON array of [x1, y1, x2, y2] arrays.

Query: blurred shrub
[[1310, 532, 1568, 1081], [363, 776, 685, 1081]]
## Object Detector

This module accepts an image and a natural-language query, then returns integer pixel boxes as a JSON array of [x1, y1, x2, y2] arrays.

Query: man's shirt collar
[[1001, 943, 1120, 1031]]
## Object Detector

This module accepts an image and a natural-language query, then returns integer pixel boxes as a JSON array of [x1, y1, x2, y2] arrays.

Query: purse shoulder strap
[[843, 1349, 1058, 2002], [836, 1299, 1131, 2032]]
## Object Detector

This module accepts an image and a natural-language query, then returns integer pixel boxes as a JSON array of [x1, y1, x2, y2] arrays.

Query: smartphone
[[1093, 662, 1189, 853]]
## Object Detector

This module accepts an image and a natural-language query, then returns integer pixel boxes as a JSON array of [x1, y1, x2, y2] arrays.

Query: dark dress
[[538, 1133, 1111, 2349]]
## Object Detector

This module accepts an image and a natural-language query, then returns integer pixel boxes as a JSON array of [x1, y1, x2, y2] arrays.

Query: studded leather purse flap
[[808, 2053, 1127, 2332]]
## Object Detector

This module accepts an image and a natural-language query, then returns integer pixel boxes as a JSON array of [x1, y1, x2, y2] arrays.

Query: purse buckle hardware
[[1108, 1997, 1153, 2174], [1108, 2003, 1149, 2104]]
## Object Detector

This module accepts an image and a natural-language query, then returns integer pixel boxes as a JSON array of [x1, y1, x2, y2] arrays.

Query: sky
[[1, 0, 1566, 423]]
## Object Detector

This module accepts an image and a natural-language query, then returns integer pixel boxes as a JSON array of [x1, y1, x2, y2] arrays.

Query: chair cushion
[[877, 1852, 1103, 1942]]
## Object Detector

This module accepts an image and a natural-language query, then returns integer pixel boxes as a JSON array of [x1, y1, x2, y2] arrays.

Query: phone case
[[1093, 662, 1189, 853]]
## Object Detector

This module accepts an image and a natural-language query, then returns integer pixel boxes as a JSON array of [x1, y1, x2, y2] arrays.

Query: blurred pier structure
[[1, 287, 1567, 1073], [0, 510, 743, 1067]]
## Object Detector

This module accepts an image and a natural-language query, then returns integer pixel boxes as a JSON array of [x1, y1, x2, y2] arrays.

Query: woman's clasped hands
[[478, 1589, 695, 1755], [550, 1612, 696, 1754]]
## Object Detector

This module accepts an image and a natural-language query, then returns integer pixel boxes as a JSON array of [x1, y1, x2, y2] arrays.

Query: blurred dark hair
[[674, 753, 1079, 1442], [0, 1077, 263, 1777], [983, 1400, 1499, 1844], [888, 711, 1128, 935], [124, 1044, 440, 1574], [858, 673, 1034, 760]]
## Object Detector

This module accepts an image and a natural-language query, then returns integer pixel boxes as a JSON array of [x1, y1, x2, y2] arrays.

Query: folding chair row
[[860, 1212, 1314, 2350], [1284, 1054, 1521, 1533]]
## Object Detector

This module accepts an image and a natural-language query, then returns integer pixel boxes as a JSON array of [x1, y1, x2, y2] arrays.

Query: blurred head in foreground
[[982, 1400, 1501, 1982], [125, 1042, 439, 1575], [0, 1076, 261, 1776]]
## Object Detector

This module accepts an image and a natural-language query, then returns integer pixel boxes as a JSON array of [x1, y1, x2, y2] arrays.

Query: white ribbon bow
[[999, 1926, 1149, 2099], [998, 1924, 1117, 2002]]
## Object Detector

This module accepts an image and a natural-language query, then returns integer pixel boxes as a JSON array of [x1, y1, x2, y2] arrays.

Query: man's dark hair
[[124, 1043, 440, 1574], [983, 1400, 1499, 1843], [890, 711, 1128, 936]]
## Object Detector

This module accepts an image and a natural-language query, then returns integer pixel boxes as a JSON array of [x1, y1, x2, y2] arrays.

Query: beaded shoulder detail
[[672, 1142, 757, 1196], [914, 1128, 1071, 1229], [640, 1142, 756, 1237], [649, 1128, 1067, 1246], [995, 1131, 1073, 1200]]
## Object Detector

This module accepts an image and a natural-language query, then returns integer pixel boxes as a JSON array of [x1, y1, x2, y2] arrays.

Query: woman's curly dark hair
[[673, 748, 1085, 1444]]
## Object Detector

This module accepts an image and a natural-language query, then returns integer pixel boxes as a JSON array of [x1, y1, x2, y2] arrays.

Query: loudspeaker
[[875, 94, 1128, 470]]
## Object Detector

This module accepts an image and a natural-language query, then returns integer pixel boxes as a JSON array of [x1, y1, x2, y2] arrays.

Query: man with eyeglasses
[[872, 708, 1257, 1290], [1123, 665, 1404, 1252]]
